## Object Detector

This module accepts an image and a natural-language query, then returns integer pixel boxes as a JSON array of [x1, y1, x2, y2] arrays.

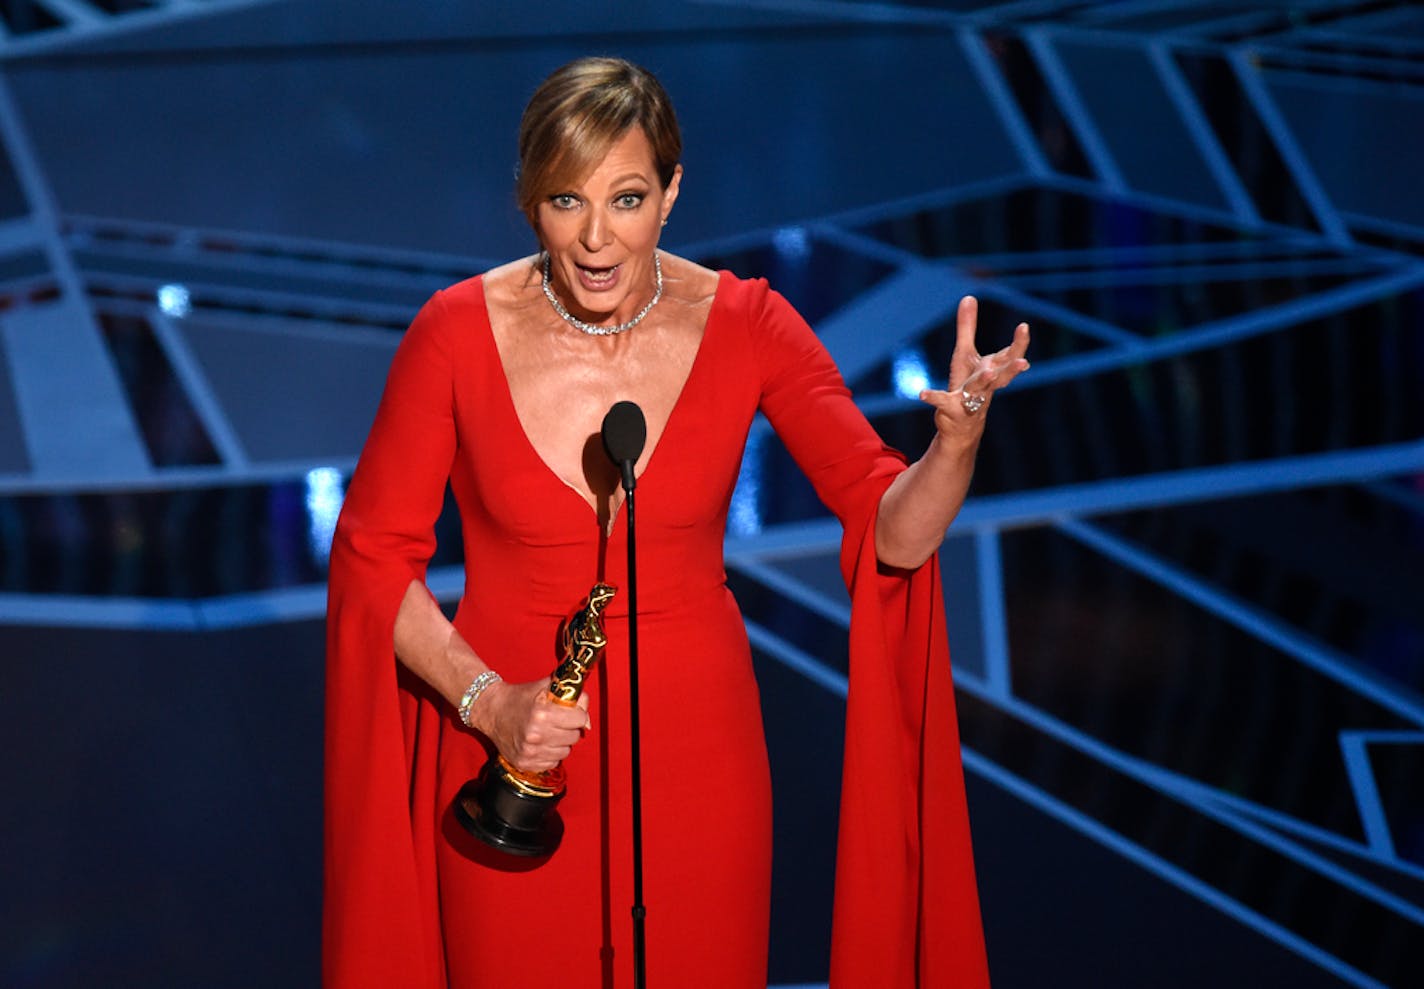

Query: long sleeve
[[747, 281, 990, 988], [323, 291, 457, 989]]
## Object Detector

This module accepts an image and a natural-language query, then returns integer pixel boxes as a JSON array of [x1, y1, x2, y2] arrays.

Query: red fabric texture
[[323, 272, 988, 987], [831, 507, 990, 987]]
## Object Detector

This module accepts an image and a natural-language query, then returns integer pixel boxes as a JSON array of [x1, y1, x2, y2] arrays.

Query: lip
[[575, 262, 622, 293]]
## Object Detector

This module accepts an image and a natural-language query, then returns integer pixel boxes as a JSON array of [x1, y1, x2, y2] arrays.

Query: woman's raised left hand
[[918, 295, 1030, 432]]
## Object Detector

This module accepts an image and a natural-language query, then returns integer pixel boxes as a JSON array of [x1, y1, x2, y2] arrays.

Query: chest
[[455, 312, 760, 543], [492, 309, 708, 504], [514, 345, 692, 477]]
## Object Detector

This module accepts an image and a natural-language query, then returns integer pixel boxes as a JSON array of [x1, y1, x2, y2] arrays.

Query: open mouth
[[577, 263, 621, 289]]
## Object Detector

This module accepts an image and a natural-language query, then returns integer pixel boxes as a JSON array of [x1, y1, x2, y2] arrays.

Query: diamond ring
[[961, 389, 987, 415]]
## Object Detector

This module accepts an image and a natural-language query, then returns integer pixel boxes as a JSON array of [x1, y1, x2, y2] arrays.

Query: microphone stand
[[622, 467, 647, 989], [603, 400, 648, 988]]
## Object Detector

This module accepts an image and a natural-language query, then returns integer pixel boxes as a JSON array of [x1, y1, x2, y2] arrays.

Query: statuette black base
[[453, 760, 565, 858]]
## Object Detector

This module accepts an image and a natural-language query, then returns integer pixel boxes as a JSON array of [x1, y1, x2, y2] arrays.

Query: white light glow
[[772, 226, 810, 262], [157, 283, 191, 318], [892, 347, 932, 399], [305, 467, 345, 564], [729, 430, 765, 538]]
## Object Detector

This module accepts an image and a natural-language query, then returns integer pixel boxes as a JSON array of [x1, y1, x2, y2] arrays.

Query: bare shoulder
[[481, 255, 544, 316], [657, 253, 720, 311]]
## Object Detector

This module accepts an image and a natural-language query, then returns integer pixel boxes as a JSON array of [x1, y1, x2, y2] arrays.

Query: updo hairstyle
[[516, 57, 682, 224]]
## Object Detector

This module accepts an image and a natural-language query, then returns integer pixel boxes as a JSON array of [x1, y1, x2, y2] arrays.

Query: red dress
[[324, 272, 989, 988]]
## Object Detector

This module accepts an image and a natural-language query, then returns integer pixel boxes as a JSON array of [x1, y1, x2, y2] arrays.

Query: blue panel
[[0, 323, 30, 472], [176, 319, 397, 462], [10, 30, 1020, 257], [1267, 72, 1424, 230], [0, 297, 151, 479], [97, 311, 221, 467], [1055, 39, 1230, 210], [0, 145, 30, 219]]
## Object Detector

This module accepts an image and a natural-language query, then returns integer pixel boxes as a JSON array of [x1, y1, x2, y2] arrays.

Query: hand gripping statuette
[[454, 582, 616, 856]]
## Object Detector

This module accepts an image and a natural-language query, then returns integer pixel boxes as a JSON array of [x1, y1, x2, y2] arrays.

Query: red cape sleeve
[[745, 277, 991, 987], [833, 505, 991, 988], [323, 289, 459, 989]]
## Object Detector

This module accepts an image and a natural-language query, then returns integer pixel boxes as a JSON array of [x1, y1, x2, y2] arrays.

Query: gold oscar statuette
[[453, 582, 616, 856]]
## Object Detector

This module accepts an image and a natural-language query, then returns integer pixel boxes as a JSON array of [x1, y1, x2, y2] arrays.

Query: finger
[[533, 689, 591, 735], [954, 296, 979, 355], [918, 387, 989, 421], [921, 375, 993, 402], [925, 357, 1014, 406], [542, 724, 584, 749], [959, 363, 993, 393], [976, 336, 1030, 386], [917, 387, 959, 413], [539, 703, 592, 730], [1002, 322, 1030, 361], [520, 720, 580, 755]]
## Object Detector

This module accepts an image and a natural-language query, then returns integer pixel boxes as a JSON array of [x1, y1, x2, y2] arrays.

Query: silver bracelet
[[457, 670, 502, 728]]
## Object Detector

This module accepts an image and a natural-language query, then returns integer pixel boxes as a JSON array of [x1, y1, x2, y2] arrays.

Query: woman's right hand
[[469, 678, 591, 773]]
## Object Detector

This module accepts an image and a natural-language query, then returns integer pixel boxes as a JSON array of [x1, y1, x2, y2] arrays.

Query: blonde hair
[[516, 57, 682, 223]]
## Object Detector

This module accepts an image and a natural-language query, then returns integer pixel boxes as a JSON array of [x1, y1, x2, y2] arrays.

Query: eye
[[549, 194, 579, 210], [614, 192, 645, 209]]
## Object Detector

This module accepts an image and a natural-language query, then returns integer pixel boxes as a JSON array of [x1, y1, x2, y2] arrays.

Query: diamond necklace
[[542, 252, 663, 336]]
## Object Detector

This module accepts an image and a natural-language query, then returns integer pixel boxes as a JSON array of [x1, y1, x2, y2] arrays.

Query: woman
[[325, 56, 1029, 988]]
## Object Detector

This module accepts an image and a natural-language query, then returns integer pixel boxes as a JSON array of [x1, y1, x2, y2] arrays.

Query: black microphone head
[[602, 401, 646, 491]]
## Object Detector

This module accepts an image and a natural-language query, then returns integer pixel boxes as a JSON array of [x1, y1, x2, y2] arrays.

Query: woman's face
[[536, 127, 681, 326]]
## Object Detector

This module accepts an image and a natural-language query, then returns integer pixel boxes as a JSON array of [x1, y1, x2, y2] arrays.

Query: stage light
[[729, 429, 765, 537], [157, 283, 191, 318], [305, 467, 345, 564], [892, 347, 931, 399], [772, 225, 810, 262]]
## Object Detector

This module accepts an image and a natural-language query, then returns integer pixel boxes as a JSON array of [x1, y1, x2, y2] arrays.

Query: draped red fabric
[[322, 274, 989, 987], [831, 508, 991, 987]]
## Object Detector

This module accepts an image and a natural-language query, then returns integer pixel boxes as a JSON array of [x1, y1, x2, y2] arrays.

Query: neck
[[542, 253, 664, 337]]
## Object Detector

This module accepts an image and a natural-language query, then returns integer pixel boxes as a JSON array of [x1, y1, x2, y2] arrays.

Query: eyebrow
[[553, 171, 653, 196]]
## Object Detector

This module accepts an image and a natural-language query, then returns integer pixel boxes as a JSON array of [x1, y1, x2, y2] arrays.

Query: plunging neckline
[[475, 270, 727, 531]]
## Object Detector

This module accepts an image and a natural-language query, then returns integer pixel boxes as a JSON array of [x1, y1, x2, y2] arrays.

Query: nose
[[579, 206, 611, 252]]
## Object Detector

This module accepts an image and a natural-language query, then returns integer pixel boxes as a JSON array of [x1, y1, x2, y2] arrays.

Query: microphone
[[602, 400, 647, 493]]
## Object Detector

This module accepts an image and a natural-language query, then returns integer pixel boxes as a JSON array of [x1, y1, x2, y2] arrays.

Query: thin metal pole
[[626, 485, 647, 988]]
